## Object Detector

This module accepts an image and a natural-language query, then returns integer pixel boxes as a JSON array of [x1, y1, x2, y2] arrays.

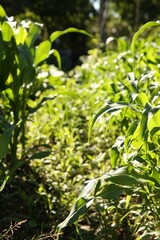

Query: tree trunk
[[135, 0, 141, 30], [99, 0, 109, 42]]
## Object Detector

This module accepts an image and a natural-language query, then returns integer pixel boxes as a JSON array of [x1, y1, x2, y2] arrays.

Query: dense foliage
[[0, 4, 160, 240], [1, 0, 160, 70]]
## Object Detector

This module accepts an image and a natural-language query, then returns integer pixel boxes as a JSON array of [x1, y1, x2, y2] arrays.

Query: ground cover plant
[[0, 4, 160, 240]]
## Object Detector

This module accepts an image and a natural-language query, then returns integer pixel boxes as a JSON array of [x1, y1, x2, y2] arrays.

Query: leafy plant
[[57, 21, 160, 239], [0, 5, 91, 189]]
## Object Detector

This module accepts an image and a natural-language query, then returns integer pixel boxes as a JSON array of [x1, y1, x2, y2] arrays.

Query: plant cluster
[[0, 4, 160, 240], [57, 22, 160, 239]]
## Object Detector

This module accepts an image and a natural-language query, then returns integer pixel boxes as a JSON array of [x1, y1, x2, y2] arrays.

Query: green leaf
[[0, 5, 6, 18], [2, 21, 14, 42], [150, 167, 160, 185], [135, 92, 149, 106], [15, 26, 28, 44], [148, 109, 160, 136], [110, 136, 124, 168], [0, 175, 9, 192], [131, 21, 160, 57], [29, 151, 51, 160], [132, 103, 152, 147], [105, 167, 147, 186], [58, 197, 94, 229], [52, 49, 61, 69], [28, 96, 56, 114], [0, 125, 15, 160], [50, 27, 92, 42], [58, 178, 98, 229], [97, 183, 123, 199], [34, 40, 51, 66], [108, 174, 139, 186], [92, 102, 130, 128], [25, 23, 41, 48]]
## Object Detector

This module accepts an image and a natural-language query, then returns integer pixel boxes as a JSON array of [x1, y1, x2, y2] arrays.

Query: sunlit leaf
[[52, 49, 61, 69], [0, 175, 9, 192], [148, 109, 160, 136], [132, 103, 152, 148], [16, 26, 28, 44], [50, 27, 92, 42], [0, 5, 6, 18], [131, 21, 160, 57], [34, 40, 51, 65], [2, 21, 14, 42], [91, 102, 130, 128]]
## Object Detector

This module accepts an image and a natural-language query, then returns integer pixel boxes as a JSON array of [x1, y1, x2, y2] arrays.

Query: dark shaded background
[[1, 0, 160, 70]]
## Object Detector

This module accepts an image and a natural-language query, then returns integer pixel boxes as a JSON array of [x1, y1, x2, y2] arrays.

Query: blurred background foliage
[[1, 0, 160, 70], [0, 1, 160, 239]]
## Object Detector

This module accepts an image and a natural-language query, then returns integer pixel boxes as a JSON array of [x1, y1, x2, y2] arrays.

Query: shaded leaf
[[25, 23, 41, 48], [97, 183, 123, 199], [29, 151, 51, 160], [0, 125, 15, 160]]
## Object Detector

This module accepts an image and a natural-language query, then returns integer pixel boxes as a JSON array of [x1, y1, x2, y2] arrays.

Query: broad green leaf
[[2, 21, 14, 42], [97, 183, 123, 199], [28, 96, 56, 114], [148, 109, 160, 135], [16, 26, 28, 44], [58, 178, 98, 229], [58, 197, 94, 229], [131, 21, 160, 57], [150, 167, 160, 185], [0, 5, 6, 18], [136, 92, 149, 106], [132, 103, 152, 147], [34, 40, 51, 65], [79, 178, 99, 198], [125, 195, 131, 209], [92, 102, 130, 128], [110, 136, 124, 168], [0, 125, 15, 160], [105, 167, 148, 186], [18, 44, 34, 68], [29, 151, 51, 160], [50, 27, 92, 42], [110, 147, 119, 169], [108, 174, 140, 186], [126, 121, 138, 138], [52, 49, 61, 69], [25, 23, 41, 48]]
